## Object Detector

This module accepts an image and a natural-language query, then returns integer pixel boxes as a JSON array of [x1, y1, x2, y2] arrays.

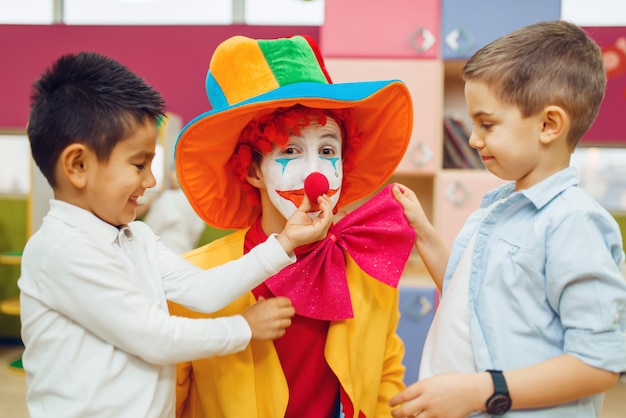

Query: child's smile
[[85, 120, 158, 226]]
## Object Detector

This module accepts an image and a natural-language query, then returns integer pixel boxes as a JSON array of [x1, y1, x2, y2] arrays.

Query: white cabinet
[[62, 0, 325, 26], [63, 0, 233, 25], [0, 0, 54, 24], [243, 0, 324, 26], [561, 0, 626, 26]]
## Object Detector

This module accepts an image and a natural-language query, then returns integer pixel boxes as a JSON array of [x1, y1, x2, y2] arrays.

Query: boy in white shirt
[[19, 51, 332, 418]]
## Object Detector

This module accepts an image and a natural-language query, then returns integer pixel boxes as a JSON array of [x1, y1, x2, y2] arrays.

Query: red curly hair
[[228, 104, 363, 207]]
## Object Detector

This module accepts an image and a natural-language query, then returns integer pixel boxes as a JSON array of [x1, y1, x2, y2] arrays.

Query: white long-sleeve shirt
[[18, 199, 294, 418]]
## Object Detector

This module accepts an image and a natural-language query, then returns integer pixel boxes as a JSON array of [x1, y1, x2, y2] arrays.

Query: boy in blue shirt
[[19, 51, 332, 418], [390, 20, 626, 417]]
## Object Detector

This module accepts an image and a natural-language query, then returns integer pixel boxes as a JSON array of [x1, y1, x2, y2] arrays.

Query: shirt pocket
[[487, 236, 546, 291]]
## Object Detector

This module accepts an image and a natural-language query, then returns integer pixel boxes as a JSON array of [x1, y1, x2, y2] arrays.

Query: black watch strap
[[488, 369, 508, 393], [486, 369, 512, 416]]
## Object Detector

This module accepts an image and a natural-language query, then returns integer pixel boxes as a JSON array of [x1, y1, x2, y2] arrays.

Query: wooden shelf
[[0, 252, 22, 317], [0, 252, 22, 266], [0, 296, 19, 316]]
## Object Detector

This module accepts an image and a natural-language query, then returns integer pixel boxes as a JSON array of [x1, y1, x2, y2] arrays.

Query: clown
[[169, 34, 416, 418]]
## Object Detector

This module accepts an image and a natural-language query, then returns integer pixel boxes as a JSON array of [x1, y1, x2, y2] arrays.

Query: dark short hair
[[27, 51, 166, 187]]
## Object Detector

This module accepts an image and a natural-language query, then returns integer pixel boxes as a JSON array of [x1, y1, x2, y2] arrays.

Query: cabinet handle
[[402, 292, 434, 322], [408, 142, 433, 168], [444, 180, 471, 207], [409, 27, 436, 54], [444, 28, 475, 55]]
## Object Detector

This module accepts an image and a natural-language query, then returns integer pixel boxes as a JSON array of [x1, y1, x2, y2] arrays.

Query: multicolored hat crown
[[176, 35, 414, 229], [207, 35, 332, 109]]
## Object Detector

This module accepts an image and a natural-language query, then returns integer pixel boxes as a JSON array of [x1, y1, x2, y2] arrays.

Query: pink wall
[[584, 27, 626, 145], [0, 24, 319, 130]]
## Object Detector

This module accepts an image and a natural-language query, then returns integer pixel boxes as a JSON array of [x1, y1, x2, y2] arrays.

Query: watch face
[[487, 393, 512, 415]]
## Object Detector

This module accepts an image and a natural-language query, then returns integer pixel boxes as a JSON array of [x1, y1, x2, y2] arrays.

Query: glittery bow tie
[[266, 184, 416, 320]]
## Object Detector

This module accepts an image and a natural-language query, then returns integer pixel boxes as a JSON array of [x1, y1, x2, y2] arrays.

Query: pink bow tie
[[265, 184, 416, 320]]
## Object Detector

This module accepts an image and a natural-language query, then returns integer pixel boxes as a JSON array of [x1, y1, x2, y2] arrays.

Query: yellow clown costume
[[170, 229, 406, 417], [169, 34, 415, 417]]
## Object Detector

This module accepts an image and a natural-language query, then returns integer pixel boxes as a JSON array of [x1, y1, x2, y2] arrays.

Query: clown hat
[[175, 34, 413, 229]]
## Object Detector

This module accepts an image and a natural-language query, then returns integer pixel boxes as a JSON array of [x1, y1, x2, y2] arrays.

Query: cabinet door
[[581, 26, 626, 145], [321, 0, 440, 59], [325, 58, 442, 175], [63, 0, 233, 25], [561, 0, 626, 26], [0, 0, 54, 24], [244, 0, 324, 26], [398, 286, 439, 385], [441, 0, 561, 59], [435, 170, 505, 248]]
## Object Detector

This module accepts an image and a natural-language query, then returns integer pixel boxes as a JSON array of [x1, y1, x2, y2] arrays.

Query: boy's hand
[[389, 372, 491, 418], [392, 183, 448, 289], [276, 194, 333, 253], [392, 183, 431, 236], [241, 296, 296, 341]]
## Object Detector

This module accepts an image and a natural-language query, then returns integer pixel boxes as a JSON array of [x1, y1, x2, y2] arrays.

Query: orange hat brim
[[176, 80, 413, 229]]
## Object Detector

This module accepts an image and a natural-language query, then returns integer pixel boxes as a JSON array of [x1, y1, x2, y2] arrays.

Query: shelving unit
[[321, 2, 626, 382], [322, 0, 626, 251]]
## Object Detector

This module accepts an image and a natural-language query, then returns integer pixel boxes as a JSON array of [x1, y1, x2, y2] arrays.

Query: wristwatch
[[485, 369, 512, 416]]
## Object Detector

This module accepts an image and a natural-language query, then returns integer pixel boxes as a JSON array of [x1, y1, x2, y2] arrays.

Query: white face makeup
[[259, 118, 343, 219]]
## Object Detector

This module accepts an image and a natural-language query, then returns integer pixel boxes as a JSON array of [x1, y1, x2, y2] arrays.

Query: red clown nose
[[304, 172, 330, 202]]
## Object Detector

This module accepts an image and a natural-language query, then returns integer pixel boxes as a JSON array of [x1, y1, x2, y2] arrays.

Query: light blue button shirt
[[445, 167, 626, 417]]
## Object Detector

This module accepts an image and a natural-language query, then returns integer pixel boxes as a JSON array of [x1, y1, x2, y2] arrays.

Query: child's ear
[[245, 162, 265, 188], [60, 144, 89, 188], [539, 105, 569, 145]]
